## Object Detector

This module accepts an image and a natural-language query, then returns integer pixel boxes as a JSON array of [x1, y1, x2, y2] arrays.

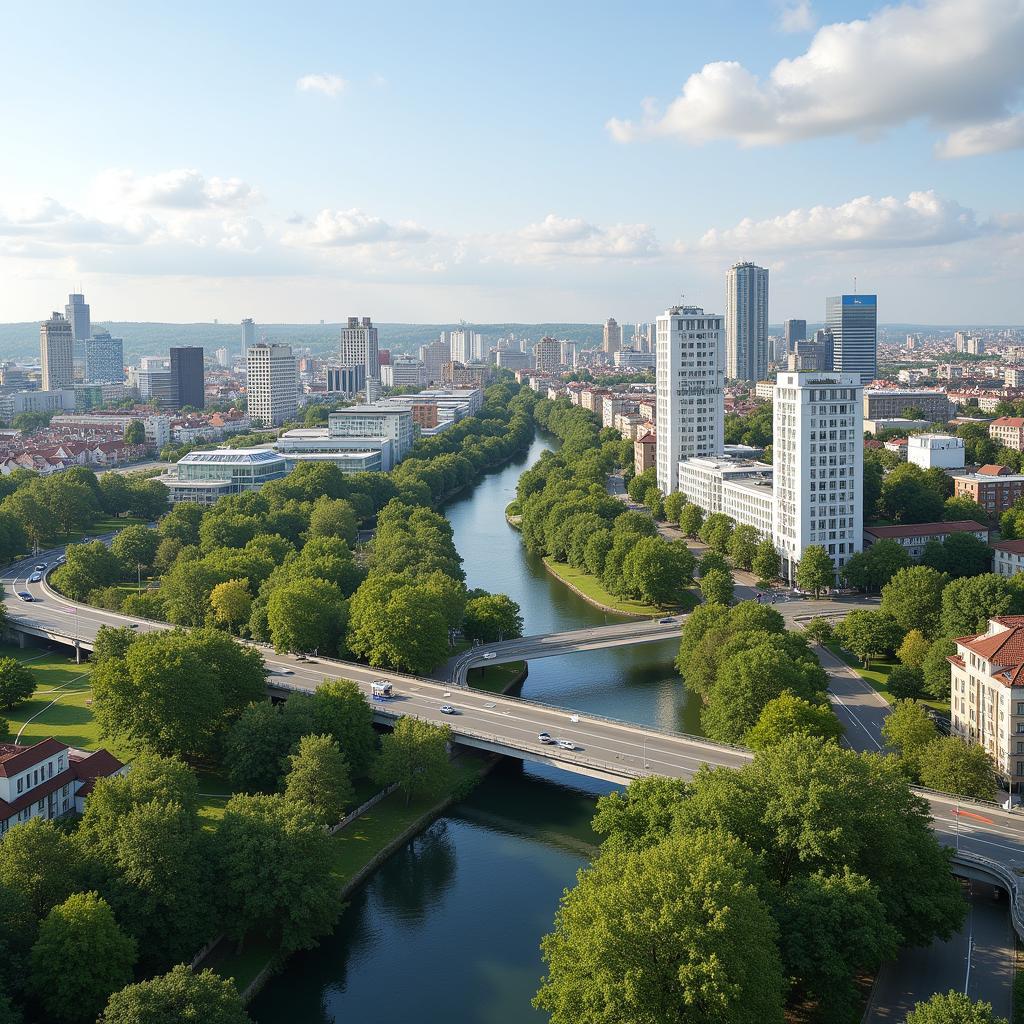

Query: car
[[658, 617, 674, 624], [439, 704, 456, 715], [29, 573, 42, 583], [482, 652, 497, 660], [538, 731, 554, 744], [17, 592, 32, 602], [129, 624, 140, 629], [55, 556, 65, 565], [557, 739, 576, 750], [294, 654, 308, 662], [278, 668, 294, 675], [33, 564, 46, 571]]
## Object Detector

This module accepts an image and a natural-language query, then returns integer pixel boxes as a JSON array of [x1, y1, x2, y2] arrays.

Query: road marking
[[953, 809, 995, 825], [828, 690, 884, 751]]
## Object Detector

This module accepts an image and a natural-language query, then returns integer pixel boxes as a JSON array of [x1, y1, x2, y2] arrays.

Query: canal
[[251, 432, 698, 1022]]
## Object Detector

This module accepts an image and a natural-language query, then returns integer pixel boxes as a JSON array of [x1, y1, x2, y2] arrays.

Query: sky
[[1, 0, 1023, 326]]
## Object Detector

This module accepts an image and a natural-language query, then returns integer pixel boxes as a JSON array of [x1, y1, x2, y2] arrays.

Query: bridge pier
[[74, 640, 82, 665], [18, 631, 25, 649]]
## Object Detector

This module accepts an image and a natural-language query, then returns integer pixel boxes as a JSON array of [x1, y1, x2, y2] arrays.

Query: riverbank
[[542, 557, 696, 618]]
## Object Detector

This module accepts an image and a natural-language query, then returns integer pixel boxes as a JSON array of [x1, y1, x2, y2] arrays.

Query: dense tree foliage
[[905, 992, 1007, 1024], [373, 716, 455, 805], [101, 966, 252, 1024], [0, 658, 35, 709], [283, 733, 355, 825]]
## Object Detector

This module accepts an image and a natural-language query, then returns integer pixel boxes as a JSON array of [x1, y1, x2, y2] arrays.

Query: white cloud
[[778, 1, 815, 33], [937, 113, 1024, 157], [694, 190, 985, 253], [607, 0, 1024, 155], [514, 215, 659, 260], [284, 208, 431, 247], [520, 214, 597, 243], [93, 168, 259, 209], [296, 73, 347, 97]]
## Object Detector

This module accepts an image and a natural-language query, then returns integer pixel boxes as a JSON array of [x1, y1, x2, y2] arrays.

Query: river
[[250, 432, 698, 1022]]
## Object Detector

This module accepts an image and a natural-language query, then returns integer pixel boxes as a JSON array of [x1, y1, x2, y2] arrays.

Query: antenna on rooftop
[[853, 276, 858, 295]]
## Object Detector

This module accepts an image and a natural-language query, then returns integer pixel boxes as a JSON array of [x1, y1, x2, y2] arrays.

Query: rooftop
[[993, 540, 1024, 555], [865, 520, 987, 539], [178, 448, 285, 466]]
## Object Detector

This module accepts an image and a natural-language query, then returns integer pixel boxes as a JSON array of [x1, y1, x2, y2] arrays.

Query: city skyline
[[1, 1, 1022, 325]]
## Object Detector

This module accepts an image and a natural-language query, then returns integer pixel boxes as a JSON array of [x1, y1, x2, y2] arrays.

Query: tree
[[887, 664, 926, 700], [898, 629, 931, 669], [729, 524, 760, 570], [462, 594, 524, 643], [663, 491, 685, 525], [922, 637, 957, 701], [621, 537, 695, 607], [266, 577, 348, 656], [795, 545, 834, 597], [803, 616, 835, 645], [918, 737, 998, 801], [906, 992, 1007, 1024], [373, 716, 455, 805], [283, 733, 355, 825], [642, 485, 664, 519], [223, 701, 290, 793], [880, 566, 947, 637], [879, 464, 945, 523], [123, 420, 146, 445], [699, 567, 733, 606], [697, 550, 729, 577], [307, 496, 358, 545], [881, 699, 938, 770], [944, 495, 989, 523], [50, 541, 121, 601], [0, 658, 35, 709], [29, 892, 136, 1024], [678, 502, 704, 538], [841, 540, 912, 592], [210, 578, 252, 633], [835, 610, 904, 665], [752, 538, 781, 586], [745, 692, 844, 750], [921, 533, 992, 579], [92, 626, 137, 664], [699, 512, 734, 553], [110, 524, 160, 573], [311, 679, 377, 778], [0, 819, 82, 923], [534, 830, 785, 1024], [590, 776, 689, 854], [101, 966, 251, 1024], [214, 793, 339, 954], [939, 574, 1018, 639]]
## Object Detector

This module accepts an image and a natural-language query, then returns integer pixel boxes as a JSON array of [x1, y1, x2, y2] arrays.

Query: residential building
[[654, 304, 725, 494], [863, 389, 954, 422], [773, 370, 864, 580], [496, 349, 530, 370], [170, 346, 205, 410], [992, 540, 1024, 578], [84, 332, 124, 383], [534, 337, 560, 373], [783, 318, 807, 355], [755, 380, 776, 402], [326, 364, 365, 397], [160, 448, 288, 504], [381, 356, 426, 390], [0, 390, 74, 423], [442, 361, 491, 387], [990, 417, 1024, 452], [601, 395, 637, 429], [246, 343, 297, 427], [419, 339, 449, 383], [907, 433, 966, 470], [51, 412, 171, 446], [449, 328, 473, 364], [559, 340, 578, 368], [328, 404, 413, 462], [678, 456, 775, 537], [216, 347, 230, 369], [725, 262, 769, 383], [955, 466, 1024, 516], [863, 520, 988, 559], [826, 293, 877, 384], [40, 313, 74, 391], [603, 318, 621, 356], [948, 616, 1024, 788], [0, 738, 125, 835], [634, 432, 656, 474], [614, 349, 655, 369], [340, 316, 380, 381]]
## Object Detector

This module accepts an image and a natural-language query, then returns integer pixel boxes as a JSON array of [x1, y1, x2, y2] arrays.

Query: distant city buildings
[[418, 339, 449, 383], [169, 346, 204, 409], [246, 342, 298, 426], [602, 318, 621, 357], [783, 319, 806, 354], [241, 318, 256, 360], [827, 293, 877, 383], [84, 332, 124, 384], [533, 337, 560, 373], [40, 313, 75, 391], [725, 262, 769, 383], [326, 364, 366, 397], [382, 355, 426, 389], [340, 316, 380, 382], [64, 293, 91, 362]]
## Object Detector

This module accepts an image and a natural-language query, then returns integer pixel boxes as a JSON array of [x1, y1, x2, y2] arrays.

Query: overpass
[[6, 547, 1024, 933]]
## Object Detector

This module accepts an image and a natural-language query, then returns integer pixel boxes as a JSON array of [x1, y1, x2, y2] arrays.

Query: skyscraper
[[65, 292, 91, 354], [533, 337, 560, 372], [418, 339, 449, 383], [40, 312, 74, 391], [655, 305, 725, 494], [170, 346, 205, 409], [340, 317, 380, 379], [725, 262, 769, 383], [449, 328, 472, 364], [241, 318, 256, 360], [826, 294, 877, 384], [84, 332, 124, 383], [783, 319, 806, 354], [247, 343, 298, 426], [603, 318, 621, 356]]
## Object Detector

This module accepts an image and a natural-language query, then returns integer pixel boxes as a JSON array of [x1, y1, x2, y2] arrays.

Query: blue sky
[[1, 0, 1022, 325]]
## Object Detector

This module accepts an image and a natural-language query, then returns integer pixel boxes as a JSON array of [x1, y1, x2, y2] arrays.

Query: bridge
[[6, 546, 1024, 935]]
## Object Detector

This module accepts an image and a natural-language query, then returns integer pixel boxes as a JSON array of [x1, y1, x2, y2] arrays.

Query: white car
[[482, 652, 497, 659], [278, 668, 294, 675], [439, 704, 456, 715], [29, 573, 42, 583], [557, 739, 577, 751]]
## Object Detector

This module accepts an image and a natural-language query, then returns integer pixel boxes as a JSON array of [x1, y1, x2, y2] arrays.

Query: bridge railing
[[950, 850, 1024, 938]]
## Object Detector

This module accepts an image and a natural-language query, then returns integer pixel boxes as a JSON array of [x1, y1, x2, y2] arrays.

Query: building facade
[[328, 404, 413, 462], [533, 337, 560, 373], [162, 448, 287, 504], [418, 339, 449, 383], [326, 364, 365, 397], [84, 332, 124, 384], [826, 294, 877, 384], [863, 389, 954, 422], [634, 432, 656, 474], [40, 313, 75, 391], [64, 293, 91, 363], [725, 262, 769, 383], [990, 417, 1024, 452], [907, 433, 966, 470], [654, 305, 725, 494], [863, 520, 988, 559], [955, 468, 1024, 516], [381, 356, 426, 390], [992, 540, 1024, 578], [170, 346, 205, 410], [783, 318, 807, 355], [602, 318, 621, 356], [340, 317, 380, 380], [246, 342, 298, 426]]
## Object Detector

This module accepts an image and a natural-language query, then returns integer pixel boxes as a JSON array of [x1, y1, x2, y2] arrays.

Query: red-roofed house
[[949, 616, 1024, 786], [0, 738, 126, 836], [863, 520, 989, 559], [634, 432, 656, 475], [990, 417, 1024, 452], [992, 539, 1024, 578]]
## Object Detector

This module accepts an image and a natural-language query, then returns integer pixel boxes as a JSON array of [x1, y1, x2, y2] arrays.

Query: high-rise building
[[382, 356, 426, 389], [533, 336, 560, 373], [655, 305, 725, 494], [326, 364, 365, 397], [40, 312, 75, 391], [170, 346, 205, 409], [772, 370, 863, 581], [783, 319, 806, 354], [246, 342, 297, 426], [559, 340, 578, 368], [826, 294, 877, 384], [241, 319, 256, 360], [725, 262, 769, 383], [471, 333, 485, 361], [449, 328, 473, 364], [65, 293, 91, 361], [84, 331, 124, 383], [419, 339, 449, 383], [340, 317, 379, 379], [215, 347, 230, 368], [603, 318, 621, 356]]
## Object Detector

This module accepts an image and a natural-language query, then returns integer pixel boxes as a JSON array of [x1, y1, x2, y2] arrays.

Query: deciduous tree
[[745, 692, 843, 750], [373, 717, 454, 805], [283, 733, 355, 825], [0, 658, 35, 709], [100, 966, 251, 1024], [795, 544, 834, 597], [918, 737, 998, 801], [699, 567, 733, 606]]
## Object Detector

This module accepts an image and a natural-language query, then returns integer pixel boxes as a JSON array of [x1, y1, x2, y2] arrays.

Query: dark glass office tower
[[826, 294, 877, 384], [170, 346, 205, 409]]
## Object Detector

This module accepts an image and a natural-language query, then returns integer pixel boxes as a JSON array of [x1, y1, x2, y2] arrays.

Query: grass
[[467, 660, 527, 693], [56, 514, 147, 546], [544, 558, 699, 617], [825, 641, 951, 716]]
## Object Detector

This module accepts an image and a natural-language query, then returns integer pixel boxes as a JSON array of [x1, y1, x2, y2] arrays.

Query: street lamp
[[137, 563, 143, 594]]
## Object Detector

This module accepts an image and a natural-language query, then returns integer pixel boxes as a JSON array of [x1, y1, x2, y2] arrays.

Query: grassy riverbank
[[542, 558, 698, 618], [826, 642, 951, 717]]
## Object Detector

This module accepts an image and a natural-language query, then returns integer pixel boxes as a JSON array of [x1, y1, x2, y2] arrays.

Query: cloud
[[694, 190, 987, 253], [94, 168, 259, 209], [283, 208, 431, 247], [0, 196, 156, 245], [778, 1, 815, 32], [607, 0, 1024, 155], [520, 214, 597, 243], [937, 112, 1024, 157], [296, 73, 347, 97], [514, 215, 659, 260]]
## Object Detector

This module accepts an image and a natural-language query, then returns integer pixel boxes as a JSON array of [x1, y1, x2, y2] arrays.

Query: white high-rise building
[[559, 340, 578, 367], [449, 328, 473, 364], [773, 370, 863, 581], [655, 305, 725, 494], [534, 337, 560, 373], [340, 316, 380, 379], [246, 342, 298, 427], [40, 312, 75, 391], [725, 262, 769, 383], [216, 347, 230, 368]]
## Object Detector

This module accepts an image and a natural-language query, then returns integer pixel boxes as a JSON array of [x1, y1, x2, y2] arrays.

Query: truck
[[371, 680, 394, 701]]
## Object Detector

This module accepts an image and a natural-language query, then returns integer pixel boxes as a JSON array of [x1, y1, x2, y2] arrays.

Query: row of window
[[14, 755, 64, 795]]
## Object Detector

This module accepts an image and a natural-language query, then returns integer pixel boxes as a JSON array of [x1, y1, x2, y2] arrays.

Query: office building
[[160, 448, 288, 505], [40, 313, 75, 391], [326, 364, 366, 397], [863, 389, 954, 422], [84, 332, 124, 383], [134, 356, 175, 408], [773, 371, 864, 580], [170, 346, 205, 409], [826, 294, 877, 384], [496, 349, 530, 370], [246, 342, 297, 426], [955, 466, 1024, 516], [64, 293, 91, 362], [603, 318, 621, 356], [0, 390, 74, 423], [381, 356, 426, 389], [216, 347, 230, 368], [725, 262, 769, 383], [419, 339, 449, 383], [241, 319, 256, 359], [655, 304, 725, 494], [534, 337, 560, 373], [339, 316, 380, 381], [678, 456, 776, 538], [783, 319, 806, 354], [907, 434, 966, 470], [615, 349, 656, 369], [273, 430, 388, 473], [328, 404, 413, 462]]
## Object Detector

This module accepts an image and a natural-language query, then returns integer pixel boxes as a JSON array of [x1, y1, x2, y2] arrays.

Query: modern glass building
[[161, 448, 287, 504], [826, 294, 877, 384]]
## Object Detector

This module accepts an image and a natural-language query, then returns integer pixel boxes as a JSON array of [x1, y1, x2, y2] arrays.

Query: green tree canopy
[[795, 545, 834, 597], [267, 577, 348, 656], [100, 966, 252, 1024], [745, 692, 844, 750], [835, 610, 904, 665], [283, 733, 355, 825], [905, 992, 1007, 1024], [462, 593, 524, 643], [752, 538, 781, 586], [880, 566, 947, 637], [372, 716, 455, 805], [0, 658, 35, 709], [918, 737, 998, 801], [699, 567, 733, 606]]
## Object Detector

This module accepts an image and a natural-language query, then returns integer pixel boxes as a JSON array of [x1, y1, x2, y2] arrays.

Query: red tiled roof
[[865, 520, 987, 539], [993, 540, 1024, 555], [636, 433, 656, 444], [70, 748, 124, 779], [991, 418, 1024, 428], [0, 738, 65, 778], [979, 464, 1011, 476]]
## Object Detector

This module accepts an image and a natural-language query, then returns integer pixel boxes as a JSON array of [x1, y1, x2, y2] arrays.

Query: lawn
[[544, 558, 699, 617], [825, 642, 951, 717], [467, 660, 526, 693], [56, 514, 148, 546]]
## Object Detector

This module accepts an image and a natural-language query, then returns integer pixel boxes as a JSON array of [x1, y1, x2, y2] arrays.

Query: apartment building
[[863, 520, 989, 560], [955, 466, 1024, 516], [907, 434, 966, 470], [990, 417, 1024, 452], [863, 389, 954, 422], [992, 540, 1024, 578]]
